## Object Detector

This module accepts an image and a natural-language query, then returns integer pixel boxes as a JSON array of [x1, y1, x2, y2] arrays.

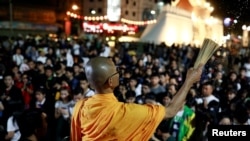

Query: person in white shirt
[[12, 47, 24, 66], [5, 115, 21, 141], [36, 49, 47, 64], [66, 49, 74, 67], [71, 39, 81, 63], [69, 89, 85, 118], [54, 88, 73, 141], [79, 76, 95, 98], [99, 43, 111, 57], [243, 57, 250, 82]]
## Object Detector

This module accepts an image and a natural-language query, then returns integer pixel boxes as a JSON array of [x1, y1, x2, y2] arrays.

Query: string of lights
[[66, 11, 157, 25]]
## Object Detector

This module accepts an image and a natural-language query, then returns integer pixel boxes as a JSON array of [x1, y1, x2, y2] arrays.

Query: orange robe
[[70, 93, 165, 141]]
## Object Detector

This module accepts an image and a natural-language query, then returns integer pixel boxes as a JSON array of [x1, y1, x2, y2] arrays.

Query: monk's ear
[[108, 77, 113, 87]]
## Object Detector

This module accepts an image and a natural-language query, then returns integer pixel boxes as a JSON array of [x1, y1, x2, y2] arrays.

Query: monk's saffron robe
[[71, 93, 165, 141]]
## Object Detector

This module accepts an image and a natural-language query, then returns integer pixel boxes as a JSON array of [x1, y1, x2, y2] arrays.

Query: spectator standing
[[65, 67, 79, 91], [78, 76, 95, 98], [167, 84, 178, 97], [4, 113, 21, 141], [222, 71, 241, 91], [159, 71, 171, 90], [12, 47, 24, 67], [30, 87, 55, 141], [17, 108, 48, 141], [0, 72, 24, 129], [194, 82, 220, 141], [71, 39, 81, 63], [16, 72, 34, 109], [72, 63, 85, 81], [69, 89, 84, 115], [99, 43, 111, 57], [128, 76, 142, 97], [135, 80, 151, 104], [25, 45, 39, 62], [167, 104, 196, 141], [54, 88, 73, 141], [243, 57, 250, 82], [26, 60, 39, 90], [150, 73, 166, 96], [125, 90, 136, 103], [36, 49, 47, 64]]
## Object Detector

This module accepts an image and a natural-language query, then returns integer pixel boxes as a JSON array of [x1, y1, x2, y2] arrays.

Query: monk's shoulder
[[73, 98, 88, 111], [123, 103, 165, 113]]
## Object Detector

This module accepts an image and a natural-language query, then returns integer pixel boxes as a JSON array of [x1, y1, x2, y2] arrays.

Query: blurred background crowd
[[0, 34, 250, 141]]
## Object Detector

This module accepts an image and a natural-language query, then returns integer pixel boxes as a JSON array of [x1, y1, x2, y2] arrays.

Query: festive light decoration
[[82, 22, 138, 33], [66, 11, 156, 25], [66, 11, 107, 21], [66, 11, 155, 34], [121, 18, 157, 25]]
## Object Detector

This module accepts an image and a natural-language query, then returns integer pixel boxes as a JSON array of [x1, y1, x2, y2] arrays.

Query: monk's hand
[[186, 64, 204, 84]]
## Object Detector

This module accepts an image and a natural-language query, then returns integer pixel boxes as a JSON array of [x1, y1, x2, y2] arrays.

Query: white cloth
[[36, 98, 46, 108], [244, 63, 250, 77], [36, 56, 47, 64], [73, 43, 80, 56], [203, 94, 219, 104], [7, 116, 21, 141], [19, 63, 30, 73], [135, 84, 142, 97], [100, 46, 111, 57], [55, 100, 74, 119], [12, 54, 24, 66], [66, 50, 74, 67], [84, 88, 95, 97]]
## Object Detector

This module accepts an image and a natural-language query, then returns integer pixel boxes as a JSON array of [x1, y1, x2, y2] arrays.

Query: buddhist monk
[[70, 56, 203, 141]]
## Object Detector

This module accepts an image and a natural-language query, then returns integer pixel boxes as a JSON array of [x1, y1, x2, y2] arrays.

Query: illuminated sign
[[107, 0, 121, 22], [82, 22, 138, 33]]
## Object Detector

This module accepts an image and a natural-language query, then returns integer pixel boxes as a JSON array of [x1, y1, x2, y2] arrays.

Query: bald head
[[85, 57, 117, 91]]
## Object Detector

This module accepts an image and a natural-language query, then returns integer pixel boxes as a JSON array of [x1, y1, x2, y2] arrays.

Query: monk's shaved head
[[85, 57, 116, 90]]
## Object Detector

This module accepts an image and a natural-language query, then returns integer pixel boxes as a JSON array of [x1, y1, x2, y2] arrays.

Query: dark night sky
[[207, 0, 250, 34], [2, 0, 250, 23], [2, 0, 250, 24], [163, 0, 250, 34], [163, 0, 250, 23], [208, 0, 250, 23]]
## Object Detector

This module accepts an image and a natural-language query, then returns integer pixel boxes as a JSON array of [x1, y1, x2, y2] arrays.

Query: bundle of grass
[[193, 38, 220, 69]]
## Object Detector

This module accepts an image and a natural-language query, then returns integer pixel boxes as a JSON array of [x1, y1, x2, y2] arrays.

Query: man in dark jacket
[[0, 72, 24, 133]]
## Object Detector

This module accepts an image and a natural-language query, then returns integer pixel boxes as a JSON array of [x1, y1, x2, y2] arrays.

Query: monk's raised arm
[[165, 64, 203, 118]]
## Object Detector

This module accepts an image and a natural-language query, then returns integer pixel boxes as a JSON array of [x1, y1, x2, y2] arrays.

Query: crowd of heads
[[0, 34, 250, 140]]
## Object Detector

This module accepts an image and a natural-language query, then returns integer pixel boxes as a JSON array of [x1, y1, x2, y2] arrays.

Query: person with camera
[[15, 72, 34, 109]]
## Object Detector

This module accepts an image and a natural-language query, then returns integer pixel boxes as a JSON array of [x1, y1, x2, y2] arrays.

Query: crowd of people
[[0, 34, 250, 141]]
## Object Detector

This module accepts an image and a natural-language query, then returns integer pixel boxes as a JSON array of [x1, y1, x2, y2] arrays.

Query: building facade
[[0, 0, 60, 36], [0, 0, 157, 36], [140, 0, 224, 46], [81, 0, 156, 21]]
